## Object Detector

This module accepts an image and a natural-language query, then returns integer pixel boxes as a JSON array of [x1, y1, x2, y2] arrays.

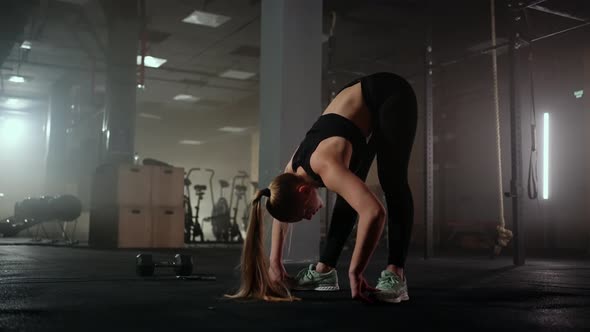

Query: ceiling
[[0, 0, 588, 148]]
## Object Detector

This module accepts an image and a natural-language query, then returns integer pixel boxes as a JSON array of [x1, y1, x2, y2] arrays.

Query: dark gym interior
[[0, 0, 589, 331]]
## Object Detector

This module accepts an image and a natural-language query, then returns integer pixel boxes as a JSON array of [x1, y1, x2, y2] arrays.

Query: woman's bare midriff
[[286, 82, 371, 183], [322, 83, 372, 137]]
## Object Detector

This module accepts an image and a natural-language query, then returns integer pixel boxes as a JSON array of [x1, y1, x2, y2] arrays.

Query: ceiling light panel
[[136, 55, 167, 68], [138, 113, 162, 120], [219, 69, 256, 80], [3, 98, 28, 109], [8, 75, 26, 83], [2, 110, 29, 116], [182, 10, 231, 28], [219, 127, 247, 133], [173, 94, 200, 102], [179, 140, 203, 145]]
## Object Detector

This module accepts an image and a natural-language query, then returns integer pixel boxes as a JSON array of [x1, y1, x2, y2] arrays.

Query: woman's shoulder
[[311, 137, 353, 170]]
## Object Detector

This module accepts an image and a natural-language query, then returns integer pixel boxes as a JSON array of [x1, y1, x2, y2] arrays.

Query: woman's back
[[285, 81, 371, 182]]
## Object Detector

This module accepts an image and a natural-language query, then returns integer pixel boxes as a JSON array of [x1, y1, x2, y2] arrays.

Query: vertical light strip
[[543, 112, 550, 200]]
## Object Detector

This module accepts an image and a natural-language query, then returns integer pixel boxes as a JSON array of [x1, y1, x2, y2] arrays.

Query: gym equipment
[[489, 1, 513, 257], [195, 169, 254, 243], [14, 196, 52, 221], [176, 275, 217, 281], [209, 179, 231, 241], [200, 171, 239, 241], [48, 195, 83, 221], [227, 171, 250, 243], [190, 184, 207, 241], [202, 171, 251, 242], [136, 253, 193, 277], [0, 216, 33, 238], [199, 170, 232, 242], [0, 195, 82, 238], [230, 184, 246, 242], [184, 168, 214, 243]]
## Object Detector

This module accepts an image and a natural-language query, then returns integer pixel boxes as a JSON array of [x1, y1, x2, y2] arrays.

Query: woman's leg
[[374, 80, 418, 270]]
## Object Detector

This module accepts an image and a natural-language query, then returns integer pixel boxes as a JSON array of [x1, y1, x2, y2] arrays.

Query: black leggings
[[320, 73, 418, 268]]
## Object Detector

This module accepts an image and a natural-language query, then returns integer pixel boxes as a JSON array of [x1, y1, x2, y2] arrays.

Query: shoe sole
[[292, 285, 340, 291], [375, 292, 409, 303]]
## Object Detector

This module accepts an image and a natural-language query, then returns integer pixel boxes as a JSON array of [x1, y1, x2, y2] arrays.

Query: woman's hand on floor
[[349, 272, 378, 303], [269, 262, 293, 286]]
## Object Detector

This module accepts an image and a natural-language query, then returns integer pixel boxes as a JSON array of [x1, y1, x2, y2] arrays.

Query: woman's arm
[[269, 218, 289, 265], [318, 161, 386, 280]]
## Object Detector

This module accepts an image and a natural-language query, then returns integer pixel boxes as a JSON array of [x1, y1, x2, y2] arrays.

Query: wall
[[0, 113, 48, 219], [3, 100, 255, 243], [432, 30, 590, 252], [521, 32, 589, 251], [135, 120, 254, 242]]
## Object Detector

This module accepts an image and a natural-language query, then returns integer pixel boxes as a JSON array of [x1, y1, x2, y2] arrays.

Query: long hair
[[225, 177, 303, 302]]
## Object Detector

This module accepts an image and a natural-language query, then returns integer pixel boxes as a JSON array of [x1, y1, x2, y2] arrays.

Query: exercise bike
[[184, 168, 215, 243], [227, 171, 250, 243], [202, 178, 233, 242]]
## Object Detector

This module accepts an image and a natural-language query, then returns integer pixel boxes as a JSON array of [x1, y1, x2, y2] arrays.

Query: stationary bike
[[228, 171, 250, 243], [203, 179, 232, 242], [183, 168, 214, 243]]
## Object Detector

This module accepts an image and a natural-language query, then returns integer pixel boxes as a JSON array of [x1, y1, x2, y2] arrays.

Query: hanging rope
[[491, 0, 513, 255], [524, 10, 539, 200]]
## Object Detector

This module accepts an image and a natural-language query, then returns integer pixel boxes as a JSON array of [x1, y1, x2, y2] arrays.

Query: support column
[[100, 0, 139, 164], [45, 81, 71, 195], [424, 0, 435, 259], [507, 0, 525, 265], [259, 0, 322, 263], [584, 42, 590, 254]]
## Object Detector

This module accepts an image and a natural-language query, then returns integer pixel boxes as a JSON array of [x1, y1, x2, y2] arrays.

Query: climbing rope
[[491, 0, 513, 255]]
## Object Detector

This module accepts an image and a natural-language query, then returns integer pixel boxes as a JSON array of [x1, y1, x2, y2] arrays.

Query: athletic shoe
[[292, 264, 340, 291], [374, 270, 409, 303]]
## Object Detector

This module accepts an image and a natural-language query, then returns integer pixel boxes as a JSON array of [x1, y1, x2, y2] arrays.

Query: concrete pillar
[[250, 130, 260, 184], [100, 0, 139, 164], [584, 43, 590, 254], [45, 81, 71, 195], [259, 0, 322, 263]]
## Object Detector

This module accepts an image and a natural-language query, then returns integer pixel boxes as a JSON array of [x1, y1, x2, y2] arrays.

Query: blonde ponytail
[[225, 189, 298, 302]]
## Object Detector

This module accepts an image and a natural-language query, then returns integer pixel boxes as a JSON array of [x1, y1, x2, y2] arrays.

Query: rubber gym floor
[[0, 241, 588, 331]]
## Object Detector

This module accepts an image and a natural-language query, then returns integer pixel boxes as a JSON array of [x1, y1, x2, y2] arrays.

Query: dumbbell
[[136, 253, 193, 277]]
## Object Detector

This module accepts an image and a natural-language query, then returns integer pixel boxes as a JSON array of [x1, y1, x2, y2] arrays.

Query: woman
[[227, 72, 418, 303]]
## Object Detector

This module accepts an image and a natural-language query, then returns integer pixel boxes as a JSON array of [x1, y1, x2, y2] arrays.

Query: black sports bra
[[291, 113, 368, 187]]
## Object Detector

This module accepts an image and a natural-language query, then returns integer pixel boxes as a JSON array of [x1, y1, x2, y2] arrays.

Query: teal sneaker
[[292, 264, 340, 291], [374, 270, 409, 303]]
